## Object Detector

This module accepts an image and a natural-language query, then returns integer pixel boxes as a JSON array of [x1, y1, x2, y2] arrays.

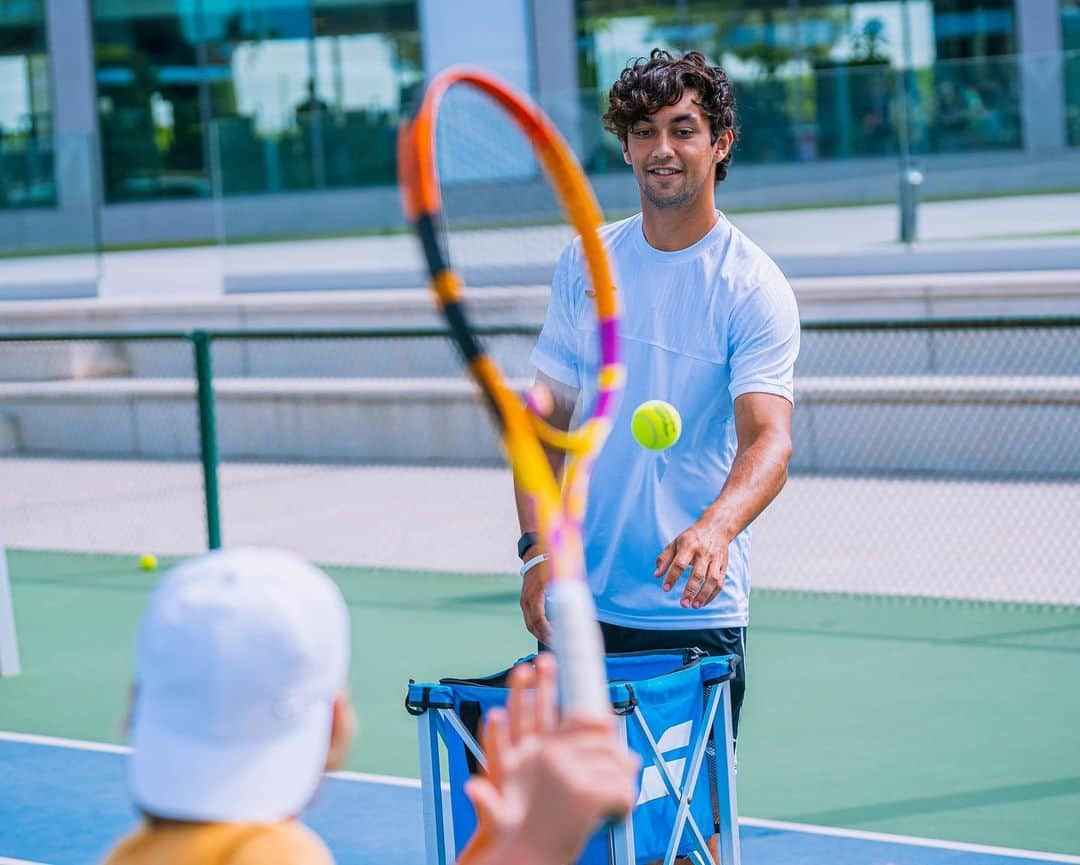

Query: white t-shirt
[[531, 212, 799, 629]]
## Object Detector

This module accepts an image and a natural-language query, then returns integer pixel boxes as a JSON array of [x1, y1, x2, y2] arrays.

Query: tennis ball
[[139, 554, 159, 572], [631, 400, 682, 451]]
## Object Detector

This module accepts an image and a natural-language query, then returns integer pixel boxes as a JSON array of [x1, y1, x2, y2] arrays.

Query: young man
[[103, 548, 636, 865], [517, 48, 799, 749]]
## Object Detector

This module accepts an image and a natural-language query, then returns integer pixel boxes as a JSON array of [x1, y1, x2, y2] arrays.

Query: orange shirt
[[102, 819, 334, 865]]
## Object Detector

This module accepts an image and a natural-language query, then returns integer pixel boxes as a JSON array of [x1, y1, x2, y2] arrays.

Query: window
[[93, 1, 420, 202], [210, 0, 420, 194], [0, 1, 53, 208], [93, 0, 216, 201], [576, 0, 686, 172], [924, 0, 1020, 151], [689, 0, 821, 162], [575, 0, 1024, 174]]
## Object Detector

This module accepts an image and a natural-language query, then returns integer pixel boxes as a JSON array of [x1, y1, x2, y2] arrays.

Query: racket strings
[[399, 65, 624, 574]]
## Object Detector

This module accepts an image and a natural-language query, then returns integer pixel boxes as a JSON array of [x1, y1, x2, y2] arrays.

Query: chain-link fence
[[0, 317, 1077, 605], [2, 315, 1078, 853]]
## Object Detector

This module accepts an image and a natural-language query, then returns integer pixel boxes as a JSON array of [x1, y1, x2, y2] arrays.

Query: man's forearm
[[514, 446, 567, 539], [513, 374, 577, 553], [700, 428, 792, 541]]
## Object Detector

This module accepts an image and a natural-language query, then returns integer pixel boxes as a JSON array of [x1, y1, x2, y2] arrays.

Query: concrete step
[[0, 288, 547, 380], [791, 376, 1080, 477], [0, 377, 505, 464], [0, 340, 127, 381], [1, 273, 1078, 381], [0, 411, 16, 454], [1, 375, 1076, 478], [2, 325, 1075, 382]]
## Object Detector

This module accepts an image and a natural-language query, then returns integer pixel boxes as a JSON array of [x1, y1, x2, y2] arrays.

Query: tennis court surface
[[4, 732, 1079, 865], [2, 549, 1078, 863]]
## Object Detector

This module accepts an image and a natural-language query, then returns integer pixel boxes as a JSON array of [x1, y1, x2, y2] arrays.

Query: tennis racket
[[397, 66, 623, 719]]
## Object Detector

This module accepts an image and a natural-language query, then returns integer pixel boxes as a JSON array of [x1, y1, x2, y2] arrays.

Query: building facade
[[1, 0, 1078, 250]]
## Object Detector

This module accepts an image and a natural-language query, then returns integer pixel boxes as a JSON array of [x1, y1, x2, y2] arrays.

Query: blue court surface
[[3, 733, 1078, 865]]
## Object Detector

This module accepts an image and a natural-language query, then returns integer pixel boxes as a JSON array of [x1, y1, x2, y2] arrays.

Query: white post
[[609, 713, 637, 865], [417, 710, 450, 865], [0, 529, 20, 677], [712, 684, 741, 865]]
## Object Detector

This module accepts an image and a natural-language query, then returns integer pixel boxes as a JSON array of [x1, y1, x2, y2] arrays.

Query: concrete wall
[[2, 375, 1076, 478], [0, 412, 17, 454], [2, 273, 1077, 379], [791, 377, 1080, 477], [2, 273, 1076, 476], [0, 377, 503, 464], [3, 321, 1074, 382]]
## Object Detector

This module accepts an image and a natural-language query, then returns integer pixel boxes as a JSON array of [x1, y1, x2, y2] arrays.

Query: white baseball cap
[[129, 547, 350, 822]]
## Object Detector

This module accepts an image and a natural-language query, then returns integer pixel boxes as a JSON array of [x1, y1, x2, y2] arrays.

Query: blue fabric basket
[[406, 648, 738, 865]]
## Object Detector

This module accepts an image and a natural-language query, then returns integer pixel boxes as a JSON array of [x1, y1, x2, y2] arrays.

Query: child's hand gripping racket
[[397, 66, 623, 720]]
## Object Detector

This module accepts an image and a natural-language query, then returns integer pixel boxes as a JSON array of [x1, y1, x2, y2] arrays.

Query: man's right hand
[[519, 553, 552, 643]]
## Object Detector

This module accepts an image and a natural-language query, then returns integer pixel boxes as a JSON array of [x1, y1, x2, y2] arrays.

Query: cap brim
[[129, 699, 333, 823]]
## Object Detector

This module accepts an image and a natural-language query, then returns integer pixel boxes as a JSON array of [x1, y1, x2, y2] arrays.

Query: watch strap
[[519, 554, 549, 579], [517, 531, 539, 560]]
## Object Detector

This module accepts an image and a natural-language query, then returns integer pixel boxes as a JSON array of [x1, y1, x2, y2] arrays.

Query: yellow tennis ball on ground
[[139, 554, 159, 572], [631, 400, 682, 451]]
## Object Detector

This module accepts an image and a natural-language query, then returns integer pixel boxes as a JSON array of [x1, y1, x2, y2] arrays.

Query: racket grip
[[547, 579, 611, 718]]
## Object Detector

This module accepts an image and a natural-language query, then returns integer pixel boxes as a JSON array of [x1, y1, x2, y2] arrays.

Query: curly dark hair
[[603, 49, 739, 183]]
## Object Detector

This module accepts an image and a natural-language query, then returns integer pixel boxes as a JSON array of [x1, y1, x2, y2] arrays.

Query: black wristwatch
[[517, 531, 539, 560]]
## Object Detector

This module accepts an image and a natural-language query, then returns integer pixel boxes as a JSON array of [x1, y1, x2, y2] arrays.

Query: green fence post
[[192, 331, 222, 549]]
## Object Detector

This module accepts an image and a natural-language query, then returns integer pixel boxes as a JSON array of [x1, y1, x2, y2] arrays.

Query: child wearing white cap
[[103, 548, 636, 865]]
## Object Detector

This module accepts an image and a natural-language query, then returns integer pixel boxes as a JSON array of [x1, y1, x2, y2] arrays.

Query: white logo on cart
[[637, 720, 693, 805]]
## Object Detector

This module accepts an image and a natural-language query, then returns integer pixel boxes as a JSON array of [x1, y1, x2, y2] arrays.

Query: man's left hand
[[654, 519, 731, 609]]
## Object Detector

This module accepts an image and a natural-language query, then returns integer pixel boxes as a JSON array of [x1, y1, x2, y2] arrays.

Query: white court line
[[0, 731, 427, 787], [332, 769, 421, 788], [741, 818, 1080, 864], [4, 731, 1078, 863], [0, 857, 52, 865], [0, 731, 128, 754]]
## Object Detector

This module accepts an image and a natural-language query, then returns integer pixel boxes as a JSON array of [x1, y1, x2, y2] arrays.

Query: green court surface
[[3, 549, 1078, 855]]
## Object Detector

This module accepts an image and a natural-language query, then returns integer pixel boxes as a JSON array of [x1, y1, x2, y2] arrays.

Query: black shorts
[[541, 622, 748, 739]]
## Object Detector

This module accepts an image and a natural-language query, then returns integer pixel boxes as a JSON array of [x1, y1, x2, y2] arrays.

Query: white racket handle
[[547, 579, 611, 717]]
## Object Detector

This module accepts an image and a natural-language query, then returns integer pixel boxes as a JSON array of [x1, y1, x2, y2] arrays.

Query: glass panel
[[930, 0, 1016, 60], [689, 0, 815, 164], [917, 53, 1021, 152], [0, 1, 54, 208], [93, 1, 418, 202], [207, 0, 419, 196], [93, 0, 212, 201], [575, 0, 1025, 172], [919, 0, 1021, 152], [577, 0, 684, 92], [310, 0, 421, 190], [202, 0, 314, 195], [0, 131, 100, 293], [576, 1, 698, 172], [1065, 0, 1080, 146]]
